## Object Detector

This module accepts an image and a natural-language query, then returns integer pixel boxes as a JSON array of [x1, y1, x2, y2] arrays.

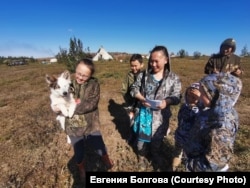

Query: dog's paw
[[67, 135, 71, 144], [56, 116, 61, 121], [68, 111, 74, 118], [62, 111, 69, 117]]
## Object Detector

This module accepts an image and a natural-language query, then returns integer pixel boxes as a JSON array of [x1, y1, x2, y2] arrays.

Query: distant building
[[50, 58, 57, 63], [7, 61, 26, 66]]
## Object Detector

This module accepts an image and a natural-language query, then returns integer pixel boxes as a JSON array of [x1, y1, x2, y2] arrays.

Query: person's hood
[[200, 73, 242, 107]]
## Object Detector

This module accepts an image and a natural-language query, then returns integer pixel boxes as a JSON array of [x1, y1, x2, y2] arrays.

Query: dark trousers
[[73, 134, 107, 164]]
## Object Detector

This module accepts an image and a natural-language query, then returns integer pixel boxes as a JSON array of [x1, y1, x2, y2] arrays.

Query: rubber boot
[[172, 157, 182, 171], [138, 155, 147, 171], [77, 161, 85, 180], [101, 154, 114, 169]]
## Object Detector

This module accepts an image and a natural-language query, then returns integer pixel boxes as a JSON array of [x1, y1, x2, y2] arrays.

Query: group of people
[[172, 38, 243, 172], [122, 46, 182, 170], [52, 37, 243, 180], [122, 38, 243, 172]]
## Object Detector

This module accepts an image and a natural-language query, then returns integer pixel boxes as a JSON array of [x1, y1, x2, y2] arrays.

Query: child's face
[[130, 60, 143, 74], [186, 88, 200, 106], [75, 63, 91, 84], [149, 51, 168, 73]]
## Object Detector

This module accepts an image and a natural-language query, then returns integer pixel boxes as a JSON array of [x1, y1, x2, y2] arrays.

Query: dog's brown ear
[[46, 74, 57, 86], [69, 83, 75, 94], [45, 74, 51, 84]]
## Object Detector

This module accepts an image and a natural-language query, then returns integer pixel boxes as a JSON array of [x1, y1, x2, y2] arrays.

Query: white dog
[[46, 70, 76, 144]]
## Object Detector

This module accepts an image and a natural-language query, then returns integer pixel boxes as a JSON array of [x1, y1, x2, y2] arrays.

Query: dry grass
[[0, 57, 249, 187]]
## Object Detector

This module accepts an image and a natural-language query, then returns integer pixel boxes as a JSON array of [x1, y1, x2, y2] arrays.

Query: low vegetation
[[0, 57, 249, 187]]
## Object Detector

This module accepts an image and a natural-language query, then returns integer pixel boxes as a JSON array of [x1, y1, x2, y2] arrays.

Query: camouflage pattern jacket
[[65, 77, 101, 137], [121, 71, 141, 107], [204, 53, 241, 75], [130, 69, 181, 139], [183, 73, 242, 172]]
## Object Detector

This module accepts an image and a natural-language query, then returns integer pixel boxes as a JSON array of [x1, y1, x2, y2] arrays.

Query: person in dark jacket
[[173, 82, 201, 171], [204, 38, 243, 77]]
